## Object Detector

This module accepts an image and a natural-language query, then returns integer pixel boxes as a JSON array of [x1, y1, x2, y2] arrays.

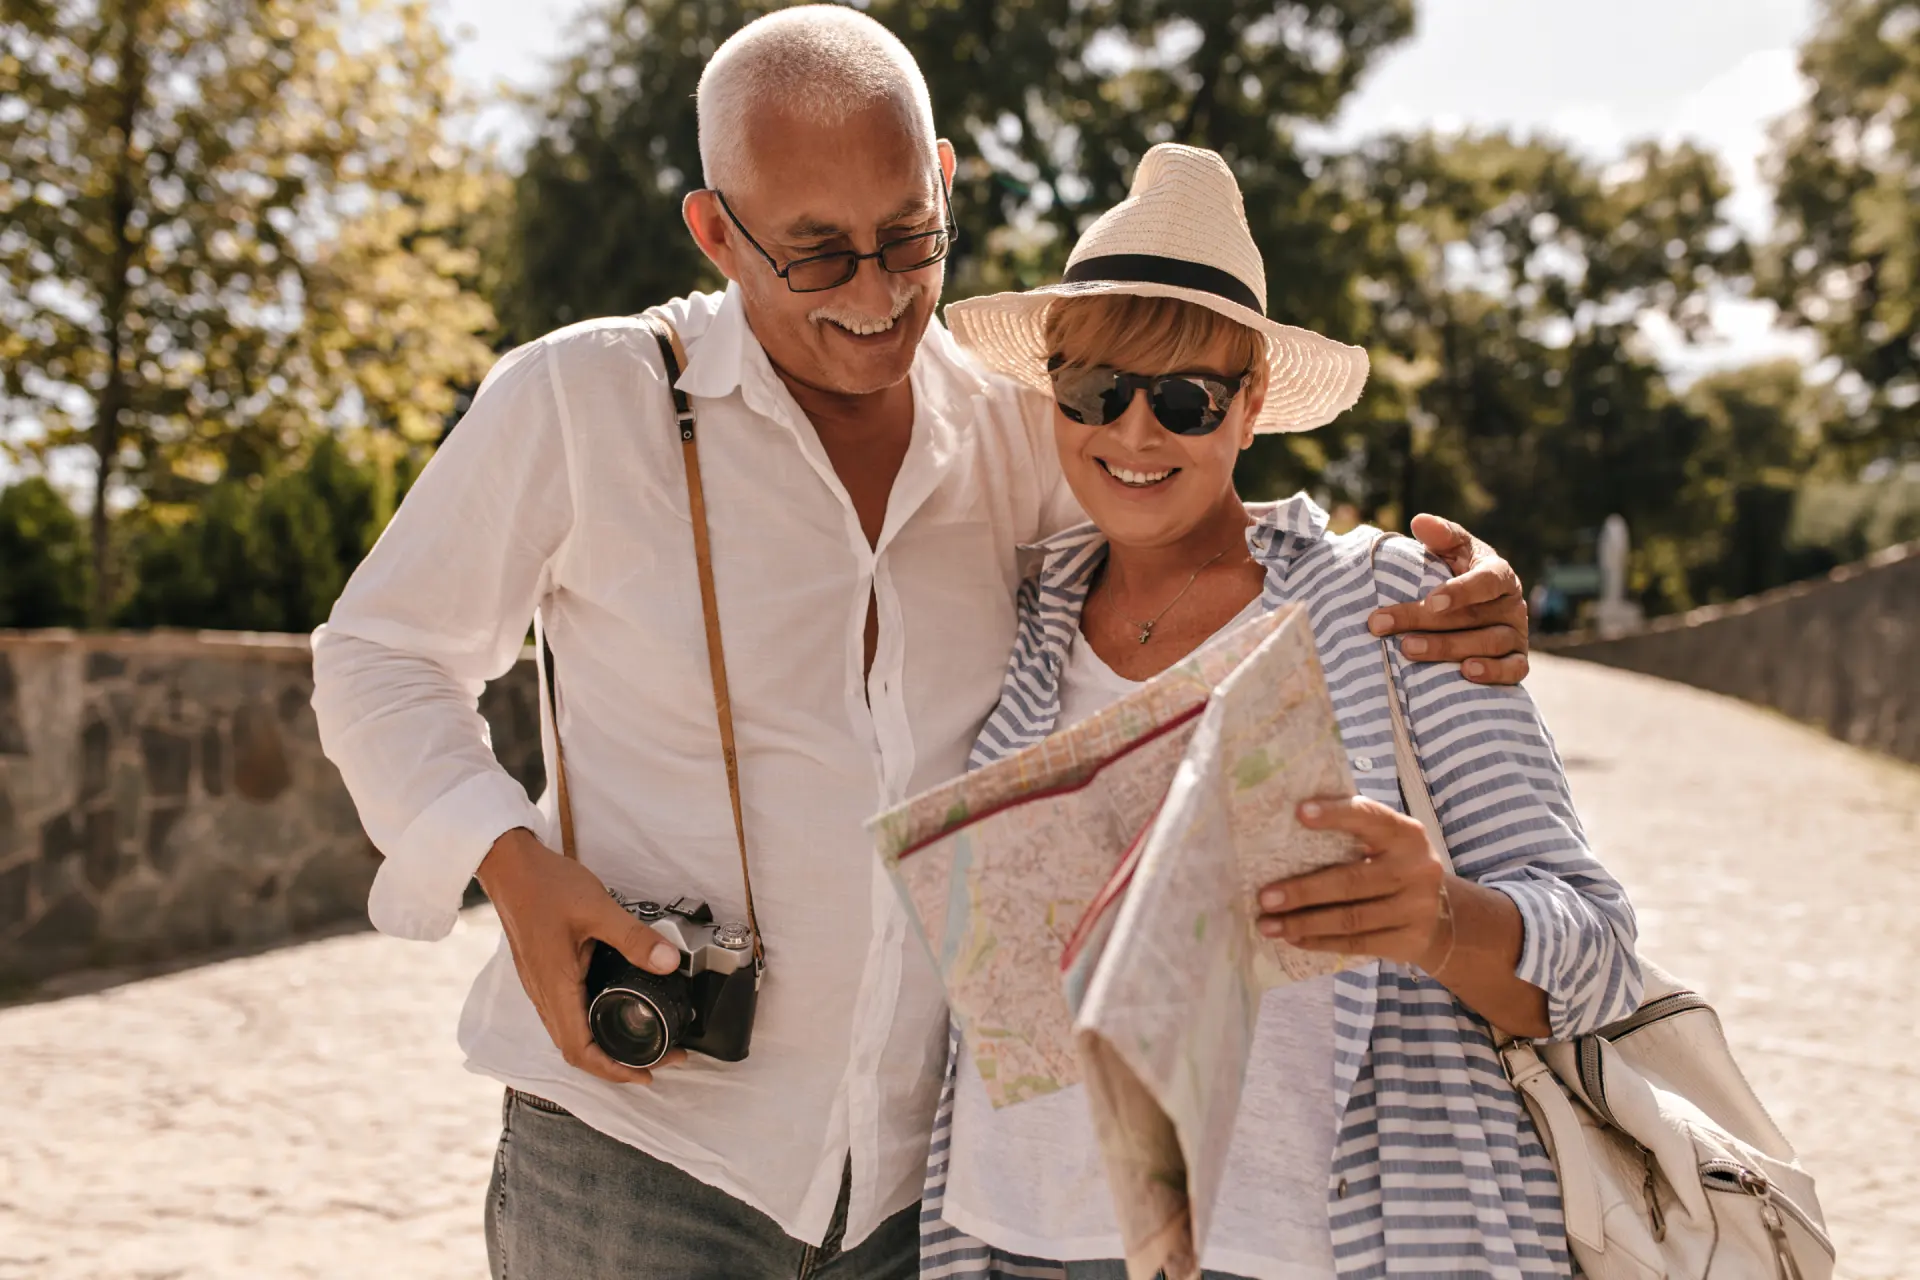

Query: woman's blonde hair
[[1043, 294, 1268, 396]]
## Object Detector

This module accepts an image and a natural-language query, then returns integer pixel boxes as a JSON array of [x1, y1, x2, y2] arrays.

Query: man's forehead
[[739, 103, 938, 234]]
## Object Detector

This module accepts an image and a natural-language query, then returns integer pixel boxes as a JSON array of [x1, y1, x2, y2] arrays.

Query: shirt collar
[[673, 282, 754, 401]]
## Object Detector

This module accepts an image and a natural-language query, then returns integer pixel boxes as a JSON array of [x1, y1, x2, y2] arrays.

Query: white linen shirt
[[310, 284, 1080, 1248]]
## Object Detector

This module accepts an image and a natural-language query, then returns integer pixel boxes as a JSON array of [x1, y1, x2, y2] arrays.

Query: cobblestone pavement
[[2, 655, 1915, 1279]]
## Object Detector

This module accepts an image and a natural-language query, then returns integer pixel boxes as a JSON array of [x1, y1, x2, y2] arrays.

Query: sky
[[440, 0, 1824, 378]]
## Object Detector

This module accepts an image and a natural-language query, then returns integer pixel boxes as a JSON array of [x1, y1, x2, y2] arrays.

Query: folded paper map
[[870, 604, 1363, 1280]]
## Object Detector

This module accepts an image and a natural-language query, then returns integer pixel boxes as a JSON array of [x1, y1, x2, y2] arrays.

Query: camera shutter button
[[713, 921, 753, 950]]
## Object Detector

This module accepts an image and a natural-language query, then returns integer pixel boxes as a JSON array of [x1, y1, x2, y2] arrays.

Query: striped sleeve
[[1379, 539, 1644, 1040]]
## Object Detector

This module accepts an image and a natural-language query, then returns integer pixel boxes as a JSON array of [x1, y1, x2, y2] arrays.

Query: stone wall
[[1541, 540, 1920, 765], [0, 631, 542, 987]]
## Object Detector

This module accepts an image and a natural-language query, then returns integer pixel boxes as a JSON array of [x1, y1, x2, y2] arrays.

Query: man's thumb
[[1410, 513, 1471, 567], [596, 901, 681, 975]]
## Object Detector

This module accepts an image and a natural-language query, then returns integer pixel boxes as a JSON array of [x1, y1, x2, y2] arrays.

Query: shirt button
[[1336, 1176, 1349, 1198], [1353, 756, 1373, 772]]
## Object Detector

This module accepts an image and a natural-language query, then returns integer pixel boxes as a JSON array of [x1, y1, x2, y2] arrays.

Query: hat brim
[[946, 281, 1369, 435]]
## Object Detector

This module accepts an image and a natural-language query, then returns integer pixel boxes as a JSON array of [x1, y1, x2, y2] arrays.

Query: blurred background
[[3, 0, 1917, 634], [3, 3, 1919, 1278]]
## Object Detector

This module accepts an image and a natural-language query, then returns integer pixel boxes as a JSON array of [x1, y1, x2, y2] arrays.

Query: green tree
[[0, 477, 89, 627], [0, 0, 500, 622], [1767, 0, 1920, 467], [500, 0, 1412, 351], [114, 433, 400, 632], [1316, 131, 1749, 610], [1679, 360, 1837, 598]]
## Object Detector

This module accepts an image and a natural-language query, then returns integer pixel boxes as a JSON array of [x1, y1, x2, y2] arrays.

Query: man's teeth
[[1104, 461, 1174, 487], [830, 315, 896, 336]]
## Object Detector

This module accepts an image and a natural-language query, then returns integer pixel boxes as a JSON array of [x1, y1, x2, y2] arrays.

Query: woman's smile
[[1095, 457, 1179, 490]]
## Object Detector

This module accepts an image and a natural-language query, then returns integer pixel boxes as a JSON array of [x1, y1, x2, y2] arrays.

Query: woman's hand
[[1255, 796, 1452, 969], [1258, 794, 1553, 1038]]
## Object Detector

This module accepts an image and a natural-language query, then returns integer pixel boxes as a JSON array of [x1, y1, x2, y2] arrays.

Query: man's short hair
[[696, 5, 937, 192]]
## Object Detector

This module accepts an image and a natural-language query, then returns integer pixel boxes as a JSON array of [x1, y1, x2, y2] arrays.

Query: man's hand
[[476, 828, 686, 1085], [1367, 513, 1530, 685]]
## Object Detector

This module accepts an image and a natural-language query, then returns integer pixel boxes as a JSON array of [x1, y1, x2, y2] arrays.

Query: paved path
[[2, 656, 1915, 1279]]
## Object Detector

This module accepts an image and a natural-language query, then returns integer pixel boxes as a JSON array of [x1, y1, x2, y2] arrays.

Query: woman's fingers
[[1253, 796, 1447, 964], [1255, 795, 1426, 913], [1258, 894, 1415, 942]]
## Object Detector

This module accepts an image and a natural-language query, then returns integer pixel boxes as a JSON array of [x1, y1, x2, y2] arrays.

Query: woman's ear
[[1239, 381, 1264, 450]]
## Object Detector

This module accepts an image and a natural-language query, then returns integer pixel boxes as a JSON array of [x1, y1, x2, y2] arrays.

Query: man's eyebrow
[[781, 194, 939, 242]]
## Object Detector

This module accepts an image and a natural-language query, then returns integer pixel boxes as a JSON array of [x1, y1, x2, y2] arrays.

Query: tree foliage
[[0, 476, 89, 627], [1767, 0, 1920, 466], [114, 433, 422, 632], [0, 0, 500, 619], [499, 0, 1413, 347]]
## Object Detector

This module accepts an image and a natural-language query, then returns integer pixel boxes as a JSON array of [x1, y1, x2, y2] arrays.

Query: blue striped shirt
[[921, 496, 1642, 1279]]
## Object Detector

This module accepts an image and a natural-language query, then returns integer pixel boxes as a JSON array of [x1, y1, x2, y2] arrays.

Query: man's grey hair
[[696, 6, 937, 192]]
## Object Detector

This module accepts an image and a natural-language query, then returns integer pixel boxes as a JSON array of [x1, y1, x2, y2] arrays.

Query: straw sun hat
[[947, 143, 1369, 434]]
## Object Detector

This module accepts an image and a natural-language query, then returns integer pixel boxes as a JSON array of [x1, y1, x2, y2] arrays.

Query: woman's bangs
[[1044, 294, 1263, 378]]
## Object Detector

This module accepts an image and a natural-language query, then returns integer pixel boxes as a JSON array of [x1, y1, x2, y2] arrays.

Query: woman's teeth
[[1100, 460, 1174, 488]]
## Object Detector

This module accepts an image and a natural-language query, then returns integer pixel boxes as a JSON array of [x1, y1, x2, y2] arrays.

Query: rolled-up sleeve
[[311, 338, 572, 941], [1381, 541, 1644, 1039]]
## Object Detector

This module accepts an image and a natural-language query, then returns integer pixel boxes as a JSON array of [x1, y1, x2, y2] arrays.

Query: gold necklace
[[1104, 548, 1229, 645]]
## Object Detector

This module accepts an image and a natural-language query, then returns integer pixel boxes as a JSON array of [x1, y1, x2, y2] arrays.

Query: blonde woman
[[919, 145, 1641, 1280]]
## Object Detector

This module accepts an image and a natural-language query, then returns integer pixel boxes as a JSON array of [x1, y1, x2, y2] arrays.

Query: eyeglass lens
[[784, 229, 952, 293]]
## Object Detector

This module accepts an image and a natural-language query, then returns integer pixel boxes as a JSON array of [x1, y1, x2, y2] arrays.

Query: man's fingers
[[593, 901, 681, 975], [1367, 586, 1524, 643], [574, 1042, 659, 1085], [1462, 652, 1529, 686], [1408, 513, 1474, 574], [1396, 622, 1528, 664], [1429, 557, 1521, 612]]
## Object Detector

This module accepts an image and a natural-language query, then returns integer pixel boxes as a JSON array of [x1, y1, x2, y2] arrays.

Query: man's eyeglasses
[[1047, 356, 1249, 437], [712, 179, 957, 294]]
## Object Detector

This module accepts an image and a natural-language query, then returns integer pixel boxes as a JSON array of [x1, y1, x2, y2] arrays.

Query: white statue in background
[[1594, 513, 1644, 638]]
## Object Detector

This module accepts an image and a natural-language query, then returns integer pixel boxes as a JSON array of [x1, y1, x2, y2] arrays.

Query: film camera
[[585, 896, 760, 1070]]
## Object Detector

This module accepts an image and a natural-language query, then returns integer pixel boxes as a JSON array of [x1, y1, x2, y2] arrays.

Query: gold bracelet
[[1424, 879, 1459, 979]]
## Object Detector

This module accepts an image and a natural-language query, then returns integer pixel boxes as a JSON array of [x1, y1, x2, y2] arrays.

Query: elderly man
[[311, 7, 1532, 1278]]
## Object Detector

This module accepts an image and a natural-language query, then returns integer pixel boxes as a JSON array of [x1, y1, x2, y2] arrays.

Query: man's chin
[[806, 323, 921, 395]]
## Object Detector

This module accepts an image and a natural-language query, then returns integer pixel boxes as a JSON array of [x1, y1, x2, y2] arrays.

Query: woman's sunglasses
[[1046, 356, 1248, 437]]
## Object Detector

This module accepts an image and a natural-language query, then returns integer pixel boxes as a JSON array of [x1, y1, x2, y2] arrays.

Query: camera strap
[[537, 310, 765, 974]]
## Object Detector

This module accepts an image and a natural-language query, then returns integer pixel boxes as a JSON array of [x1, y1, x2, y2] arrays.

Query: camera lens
[[591, 990, 670, 1067], [586, 963, 694, 1069]]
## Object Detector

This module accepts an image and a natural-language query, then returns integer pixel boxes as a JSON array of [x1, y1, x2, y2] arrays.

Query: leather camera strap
[[537, 312, 764, 972]]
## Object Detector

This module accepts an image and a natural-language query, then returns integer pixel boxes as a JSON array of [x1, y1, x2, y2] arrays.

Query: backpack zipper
[[1576, 990, 1715, 1125], [1700, 1159, 1835, 1272]]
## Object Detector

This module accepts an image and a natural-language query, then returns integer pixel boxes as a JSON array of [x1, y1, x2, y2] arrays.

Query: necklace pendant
[[1136, 622, 1154, 644]]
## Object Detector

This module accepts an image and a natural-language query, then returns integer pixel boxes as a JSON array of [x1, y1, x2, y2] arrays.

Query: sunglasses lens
[[1050, 366, 1124, 426], [1150, 377, 1226, 435]]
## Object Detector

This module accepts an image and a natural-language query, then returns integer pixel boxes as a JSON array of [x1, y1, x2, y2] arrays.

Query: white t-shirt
[[942, 603, 1341, 1279]]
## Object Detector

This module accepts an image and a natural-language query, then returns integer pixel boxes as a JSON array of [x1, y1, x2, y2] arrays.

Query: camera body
[[584, 896, 760, 1070]]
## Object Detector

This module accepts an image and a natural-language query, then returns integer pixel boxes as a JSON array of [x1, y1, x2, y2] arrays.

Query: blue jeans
[[484, 1089, 918, 1279]]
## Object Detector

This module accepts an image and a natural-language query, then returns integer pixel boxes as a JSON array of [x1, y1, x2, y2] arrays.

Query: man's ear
[[683, 190, 740, 283], [937, 137, 957, 187]]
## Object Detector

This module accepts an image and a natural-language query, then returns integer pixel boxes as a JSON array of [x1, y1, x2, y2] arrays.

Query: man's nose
[[839, 254, 902, 314]]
